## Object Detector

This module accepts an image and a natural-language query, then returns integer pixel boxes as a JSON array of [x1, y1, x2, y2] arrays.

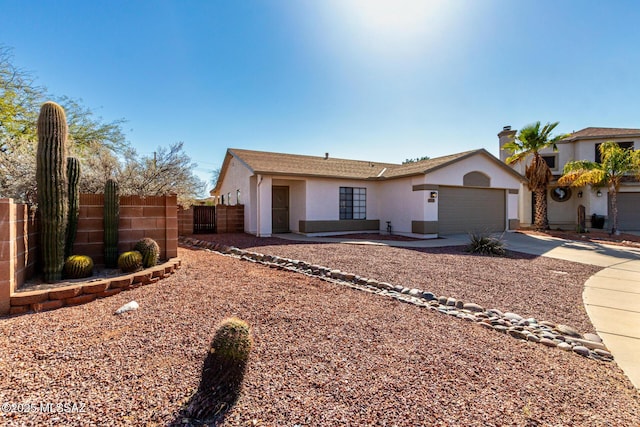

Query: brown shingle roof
[[228, 148, 397, 179], [212, 148, 525, 193], [563, 127, 640, 141]]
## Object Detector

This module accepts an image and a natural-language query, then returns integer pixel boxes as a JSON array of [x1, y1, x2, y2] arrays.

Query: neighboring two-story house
[[500, 126, 640, 231]]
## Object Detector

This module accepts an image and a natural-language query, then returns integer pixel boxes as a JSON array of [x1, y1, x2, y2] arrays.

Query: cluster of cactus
[[65, 157, 81, 259], [63, 255, 94, 279], [118, 251, 143, 273], [36, 102, 70, 282], [103, 179, 119, 268], [134, 237, 160, 268], [184, 317, 253, 422]]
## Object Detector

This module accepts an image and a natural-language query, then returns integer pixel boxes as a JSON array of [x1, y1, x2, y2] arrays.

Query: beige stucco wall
[[377, 176, 432, 236]]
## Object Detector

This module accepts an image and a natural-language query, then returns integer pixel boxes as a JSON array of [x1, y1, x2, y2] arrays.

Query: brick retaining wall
[[0, 194, 178, 315]]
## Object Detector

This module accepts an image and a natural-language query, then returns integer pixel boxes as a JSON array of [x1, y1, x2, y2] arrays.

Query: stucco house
[[211, 148, 525, 238], [499, 126, 640, 231]]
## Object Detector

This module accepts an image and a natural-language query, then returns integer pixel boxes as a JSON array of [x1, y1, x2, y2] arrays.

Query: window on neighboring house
[[541, 155, 557, 170], [339, 187, 366, 220], [595, 142, 634, 163]]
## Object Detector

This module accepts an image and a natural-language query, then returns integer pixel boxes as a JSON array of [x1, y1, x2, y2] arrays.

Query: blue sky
[[2, 1, 639, 194]]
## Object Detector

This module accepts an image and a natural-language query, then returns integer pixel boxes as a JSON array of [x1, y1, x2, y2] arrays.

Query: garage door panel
[[616, 193, 640, 231], [438, 187, 505, 234]]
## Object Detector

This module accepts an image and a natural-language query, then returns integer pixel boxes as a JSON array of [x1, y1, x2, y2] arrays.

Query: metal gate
[[193, 206, 216, 234]]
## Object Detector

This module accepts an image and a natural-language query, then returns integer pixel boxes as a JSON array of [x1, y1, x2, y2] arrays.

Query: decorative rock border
[[180, 237, 613, 363], [8, 258, 182, 315]]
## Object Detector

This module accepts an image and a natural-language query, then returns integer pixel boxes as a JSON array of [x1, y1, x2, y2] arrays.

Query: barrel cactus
[[209, 317, 253, 362], [134, 237, 160, 268], [65, 157, 81, 259], [63, 255, 94, 279], [36, 101, 69, 282], [118, 251, 143, 273], [184, 317, 253, 422], [103, 179, 119, 268]]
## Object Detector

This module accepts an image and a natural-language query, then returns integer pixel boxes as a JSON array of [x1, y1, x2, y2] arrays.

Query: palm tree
[[502, 121, 569, 230], [558, 141, 640, 235]]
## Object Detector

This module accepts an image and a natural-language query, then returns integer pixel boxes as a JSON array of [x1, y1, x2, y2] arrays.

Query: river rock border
[[181, 237, 613, 363]]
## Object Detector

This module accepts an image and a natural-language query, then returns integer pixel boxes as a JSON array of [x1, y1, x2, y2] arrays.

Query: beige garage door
[[438, 187, 506, 234], [615, 193, 640, 231]]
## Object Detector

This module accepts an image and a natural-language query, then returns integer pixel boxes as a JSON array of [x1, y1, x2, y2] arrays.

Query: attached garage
[[615, 193, 640, 231], [438, 186, 506, 234]]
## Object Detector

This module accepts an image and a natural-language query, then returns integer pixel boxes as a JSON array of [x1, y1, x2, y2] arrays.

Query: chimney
[[324, 152, 329, 160], [498, 125, 517, 163]]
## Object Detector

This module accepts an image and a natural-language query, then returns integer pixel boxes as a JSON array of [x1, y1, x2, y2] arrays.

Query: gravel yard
[[0, 236, 639, 426]]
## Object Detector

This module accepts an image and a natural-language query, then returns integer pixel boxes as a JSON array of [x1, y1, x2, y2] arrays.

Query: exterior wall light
[[577, 191, 583, 198], [430, 191, 438, 198], [596, 190, 602, 197]]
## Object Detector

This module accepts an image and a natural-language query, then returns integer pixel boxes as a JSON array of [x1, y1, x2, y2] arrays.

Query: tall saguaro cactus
[[36, 102, 69, 282], [103, 179, 119, 268], [65, 157, 81, 258]]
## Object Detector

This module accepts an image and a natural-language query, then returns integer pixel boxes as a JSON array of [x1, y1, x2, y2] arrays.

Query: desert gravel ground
[[0, 237, 638, 426], [199, 233, 602, 333]]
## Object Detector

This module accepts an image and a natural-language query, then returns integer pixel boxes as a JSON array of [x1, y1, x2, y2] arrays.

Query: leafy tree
[[0, 46, 41, 151], [211, 167, 221, 187], [0, 45, 204, 205], [402, 155, 430, 164], [0, 137, 37, 203], [58, 96, 128, 152], [73, 141, 122, 194], [502, 121, 569, 230], [558, 141, 640, 235], [118, 142, 206, 206]]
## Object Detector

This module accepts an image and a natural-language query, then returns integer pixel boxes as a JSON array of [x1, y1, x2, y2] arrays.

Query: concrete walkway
[[276, 232, 640, 388]]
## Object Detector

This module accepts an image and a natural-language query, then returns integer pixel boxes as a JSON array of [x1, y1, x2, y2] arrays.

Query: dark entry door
[[272, 186, 290, 233]]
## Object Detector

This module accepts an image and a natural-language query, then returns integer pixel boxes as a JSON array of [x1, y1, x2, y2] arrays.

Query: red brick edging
[[7, 258, 182, 315]]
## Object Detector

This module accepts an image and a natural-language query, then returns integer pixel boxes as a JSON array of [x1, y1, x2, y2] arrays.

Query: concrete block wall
[[74, 194, 178, 265], [216, 205, 244, 233], [178, 206, 194, 236], [0, 199, 38, 314]]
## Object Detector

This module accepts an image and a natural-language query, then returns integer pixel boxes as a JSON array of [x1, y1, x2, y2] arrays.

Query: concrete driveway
[[500, 232, 640, 389]]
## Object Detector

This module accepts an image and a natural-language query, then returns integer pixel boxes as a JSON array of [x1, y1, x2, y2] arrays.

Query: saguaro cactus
[[103, 179, 119, 268], [65, 157, 81, 258], [36, 101, 69, 282]]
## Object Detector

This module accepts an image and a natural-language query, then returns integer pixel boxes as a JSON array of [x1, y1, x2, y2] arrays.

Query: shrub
[[63, 255, 94, 279], [118, 251, 143, 273], [466, 232, 506, 256], [133, 237, 160, 268]]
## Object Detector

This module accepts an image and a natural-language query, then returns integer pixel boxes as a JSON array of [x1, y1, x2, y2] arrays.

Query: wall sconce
[[596, 190, 602, 197], [430, 191, 438, 199], [577, 191, 583, 198]]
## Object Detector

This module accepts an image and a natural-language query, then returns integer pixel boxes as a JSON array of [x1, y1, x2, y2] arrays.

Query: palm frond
[[570, 169, 606, 187], [562, 160, 599, 174], [505, 150, 529, 165]]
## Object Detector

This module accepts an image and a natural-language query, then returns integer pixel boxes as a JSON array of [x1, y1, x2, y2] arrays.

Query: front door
[[272, 186, 290, 233]]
